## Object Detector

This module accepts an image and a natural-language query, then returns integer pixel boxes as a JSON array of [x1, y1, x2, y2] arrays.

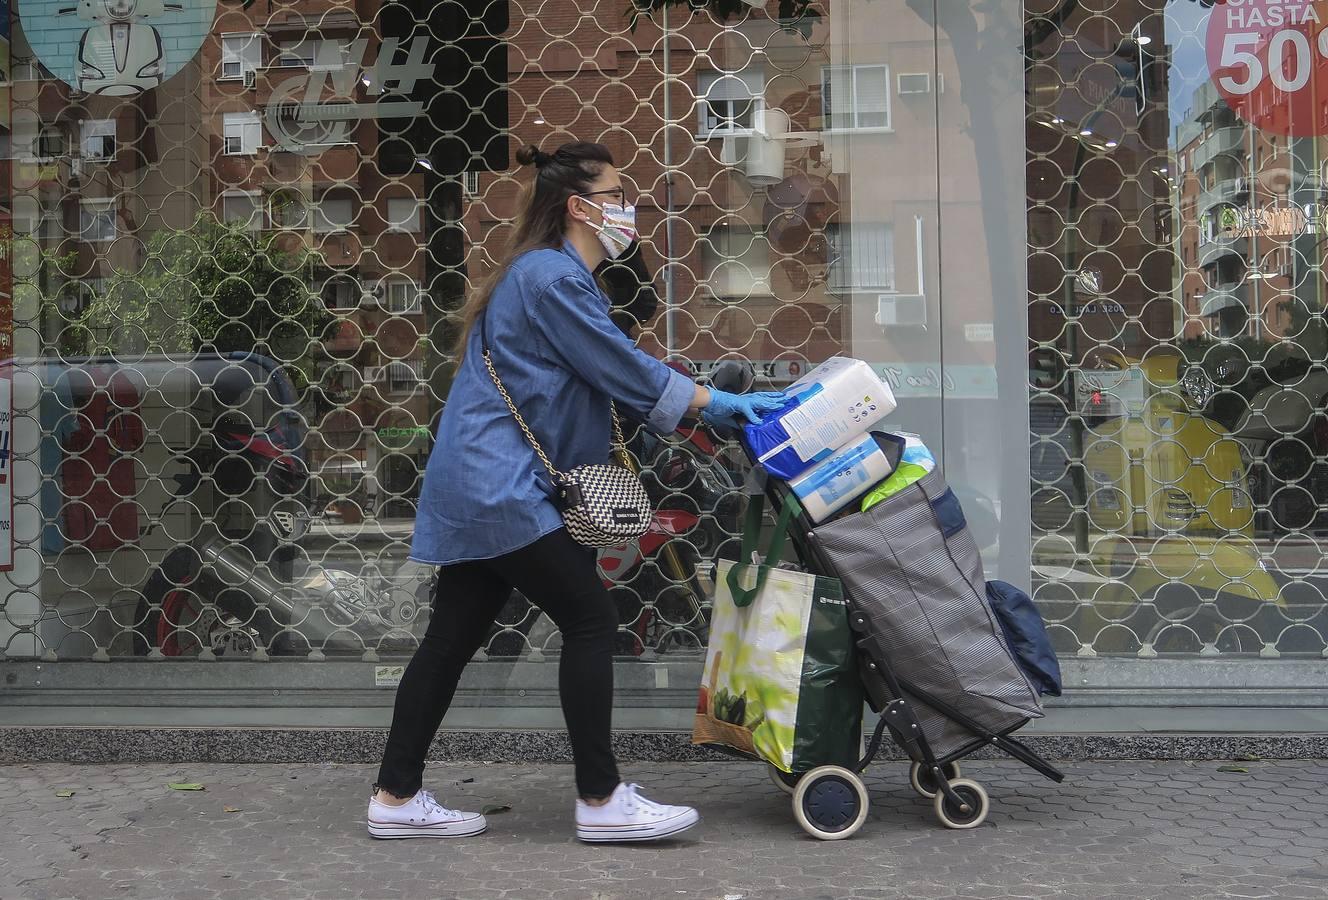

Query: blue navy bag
[[985, 581, 1062, 697]]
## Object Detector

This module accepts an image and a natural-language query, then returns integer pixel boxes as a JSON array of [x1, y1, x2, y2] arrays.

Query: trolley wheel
[[908, 760, 962, 799], [791, 765, 870, 841], [933, 778, 989, 830], [767, 764, 800, 796]]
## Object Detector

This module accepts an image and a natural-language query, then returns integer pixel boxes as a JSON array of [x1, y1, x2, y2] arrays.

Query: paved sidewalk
[[2, 759, 1327, 899]]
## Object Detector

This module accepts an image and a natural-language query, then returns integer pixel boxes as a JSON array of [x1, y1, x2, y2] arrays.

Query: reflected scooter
[[1210, 348, 1328, 536], [132, 412, 428, 658], [133, 366, 753, 659]]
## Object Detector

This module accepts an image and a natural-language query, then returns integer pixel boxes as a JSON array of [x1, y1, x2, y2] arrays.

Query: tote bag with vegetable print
[[692, 496, 863, 773]]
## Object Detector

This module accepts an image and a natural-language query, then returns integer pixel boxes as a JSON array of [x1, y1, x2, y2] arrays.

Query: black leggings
[[375, 528, 621, 799]]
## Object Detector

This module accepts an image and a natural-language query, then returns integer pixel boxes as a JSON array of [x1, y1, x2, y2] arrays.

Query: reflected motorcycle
[[131, 409, 745, 659]]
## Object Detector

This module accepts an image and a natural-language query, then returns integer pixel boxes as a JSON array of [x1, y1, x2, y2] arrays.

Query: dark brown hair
[[455, 141, 615, 358]]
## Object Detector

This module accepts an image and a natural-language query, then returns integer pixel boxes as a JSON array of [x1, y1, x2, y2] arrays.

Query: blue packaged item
[[743, 357, 897, 480], [789, 432, 905, 523]]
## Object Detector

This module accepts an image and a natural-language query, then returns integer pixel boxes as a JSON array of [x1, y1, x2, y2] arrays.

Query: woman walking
[[368, 141, 785, 842]]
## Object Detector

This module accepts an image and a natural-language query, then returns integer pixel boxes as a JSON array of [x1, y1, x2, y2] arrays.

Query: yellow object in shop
[[1080, 350, 1253, 537], [1090, 534, 1281, 607]]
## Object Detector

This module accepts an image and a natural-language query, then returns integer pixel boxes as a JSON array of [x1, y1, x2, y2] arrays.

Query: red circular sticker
[[1207, 1, 1328, 136]]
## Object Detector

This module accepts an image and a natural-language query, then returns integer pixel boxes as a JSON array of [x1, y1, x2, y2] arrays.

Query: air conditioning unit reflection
[[719, 135, 748, 166], [364, 365, 387, 383], [874, 293, 927, 327], [897, 72, 931, 95], [243, 69, 257, 90]]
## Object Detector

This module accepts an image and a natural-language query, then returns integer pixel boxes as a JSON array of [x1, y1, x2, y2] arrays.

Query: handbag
[[480, 312, 652, 547]]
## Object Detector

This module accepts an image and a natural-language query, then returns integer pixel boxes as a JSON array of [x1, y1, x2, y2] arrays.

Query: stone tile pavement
[[2, 759, 1327, 899]]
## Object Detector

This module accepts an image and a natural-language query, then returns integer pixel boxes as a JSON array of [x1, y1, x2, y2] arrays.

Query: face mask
[[581, 198, 637, 259]]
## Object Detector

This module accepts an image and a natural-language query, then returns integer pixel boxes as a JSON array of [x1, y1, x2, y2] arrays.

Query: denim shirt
[[410, 243, 696, 565]]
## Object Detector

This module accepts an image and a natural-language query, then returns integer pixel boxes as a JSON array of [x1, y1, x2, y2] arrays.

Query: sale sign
[[1208, 0, 1328, 136]]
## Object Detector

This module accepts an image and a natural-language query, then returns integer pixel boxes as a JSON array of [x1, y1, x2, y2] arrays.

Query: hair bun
[[516, 144, 552, 168]]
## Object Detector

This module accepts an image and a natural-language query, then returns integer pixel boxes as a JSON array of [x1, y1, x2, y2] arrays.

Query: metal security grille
[[0, 0, 849, 667], [3, 0, 1323, 689], [1026, 1, 1328, 659]]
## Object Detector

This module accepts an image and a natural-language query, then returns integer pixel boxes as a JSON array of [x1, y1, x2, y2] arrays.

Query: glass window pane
[[81, 119, 116, 160], [854, 65, 890, 129], [221, 193, 261, 231], [387, 198, 421, 232]]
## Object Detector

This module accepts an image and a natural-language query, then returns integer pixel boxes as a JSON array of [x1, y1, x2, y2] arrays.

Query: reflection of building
[[1175, 79, 1295, 340], [460, 7, 981, 390], [463, 12, 851, 381], [199, 4, 432, 517], [9, 1, 436, 516], [2, 0, 1325, 737]]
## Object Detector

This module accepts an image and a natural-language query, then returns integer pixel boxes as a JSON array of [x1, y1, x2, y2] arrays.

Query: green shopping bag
[[692, 494, 863, 773]]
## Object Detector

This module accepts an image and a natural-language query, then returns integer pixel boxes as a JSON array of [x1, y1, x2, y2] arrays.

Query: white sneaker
[[575, 782, 700, 843], [366, 789, 488, 839]]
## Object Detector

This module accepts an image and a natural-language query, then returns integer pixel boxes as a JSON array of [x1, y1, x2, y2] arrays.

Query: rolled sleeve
[[647, 366, 695, 434], [532, 273, 695, 433]]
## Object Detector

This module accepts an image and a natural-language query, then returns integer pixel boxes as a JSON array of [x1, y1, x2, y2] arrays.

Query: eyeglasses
[[578, 188, 626, 204]]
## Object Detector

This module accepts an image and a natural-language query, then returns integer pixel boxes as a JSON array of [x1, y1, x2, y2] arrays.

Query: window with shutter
[[79, 200, 117, 242], [386, 360, 423, 392], [221, 33, 262, 79], [277, 39, 346, 70], [822, 64, 892, 131], [386, 198, 421, 233], [81, 120, 117, 161], [221, 192, 262, 232], [385, 278, 423, 313], [696, 70, 764, 137], [223, 113, 262, 155], [315, 192, 355, 232], [826, 223, 895, 292], [37, 126, 66, 160], [319, 276, 359, 310]]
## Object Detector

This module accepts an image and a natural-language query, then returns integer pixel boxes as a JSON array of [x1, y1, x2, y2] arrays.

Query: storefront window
[[31, 0, 1312, 724], [1026, 0, 1328, 658]]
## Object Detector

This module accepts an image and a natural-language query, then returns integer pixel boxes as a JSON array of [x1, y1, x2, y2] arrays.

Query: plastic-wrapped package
[[788, 432, 904, 523], [743, 357, 896, 480]]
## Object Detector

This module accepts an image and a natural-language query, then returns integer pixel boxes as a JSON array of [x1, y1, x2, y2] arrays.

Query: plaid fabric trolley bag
[[812, 469, 1044, 760], [737, 466, 1065, 839]]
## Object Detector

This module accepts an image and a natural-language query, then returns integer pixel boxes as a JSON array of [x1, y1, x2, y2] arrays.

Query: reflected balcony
[[1199, 232, 1249, 267], [1193, 127, 1248, 171], [1197, 282, 1249, 317], [1199, 176, 1251, 215], [1196, 283, 1251, 338]]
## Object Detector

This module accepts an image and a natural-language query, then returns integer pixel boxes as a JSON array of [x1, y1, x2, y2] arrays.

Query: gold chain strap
[[483, 349, 632, 478]]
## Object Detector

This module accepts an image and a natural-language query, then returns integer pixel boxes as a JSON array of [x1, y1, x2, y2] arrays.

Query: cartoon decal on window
[[17, 0, 216, 96], [61, 0, 177, 95]]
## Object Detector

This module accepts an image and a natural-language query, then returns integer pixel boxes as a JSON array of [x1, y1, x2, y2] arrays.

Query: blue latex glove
[[702, 389, 788, 428]]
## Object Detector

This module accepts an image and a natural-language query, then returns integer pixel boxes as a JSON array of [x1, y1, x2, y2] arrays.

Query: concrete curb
[[2, 727, 1327, 764]]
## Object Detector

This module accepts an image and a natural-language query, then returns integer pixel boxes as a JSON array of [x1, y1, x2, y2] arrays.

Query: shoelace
[[417, 789, 460, 818], [623, 783, 668, 815]]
